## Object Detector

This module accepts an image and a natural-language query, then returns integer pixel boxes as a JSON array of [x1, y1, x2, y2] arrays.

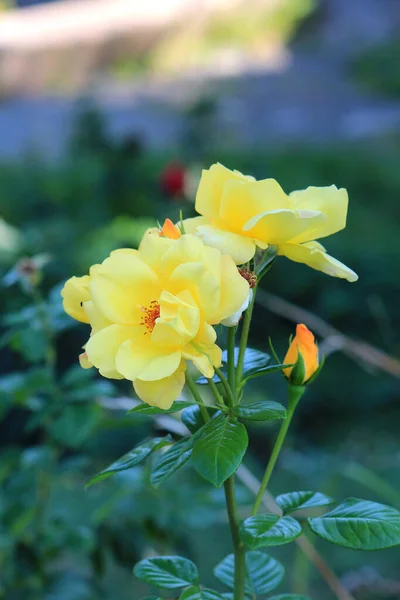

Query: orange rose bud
[[159, 218, 181, 240], [283, 324, 319, 384]]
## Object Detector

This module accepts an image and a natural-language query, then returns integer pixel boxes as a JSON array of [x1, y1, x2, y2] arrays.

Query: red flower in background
[[161, 162, 186, 198]]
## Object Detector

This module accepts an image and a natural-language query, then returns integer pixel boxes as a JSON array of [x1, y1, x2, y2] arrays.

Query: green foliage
[[269, 596, 312, 600], [352, 39, 400, 98], [180, 587, 225, 599], [182, 405, 221, 433], [2, 104, 400, 598], [197, 348, 289, 386], [214, 552, 285, 595], [308, 498, 400, 550], [129, 400, 195, 414], [240, 515, 302, 548], [192, 415, 248, 487], [150, 436, 194, 487], [275, 491, 334, 514], [134, 556, 199, 589], [233, 401, 287, 422], [86, 436, 173, 487]]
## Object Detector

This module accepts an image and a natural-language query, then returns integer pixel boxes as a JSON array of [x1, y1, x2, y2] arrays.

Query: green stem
[[251, 384, 305, 516], [31, 286, 57, 377], [207, 377, 226, 410], [227, 327, 236, 402], [235, 285, 257, 391], [224, 476, 246, 600], [185, 371, 210, 423], [215, 367, 235, 410]]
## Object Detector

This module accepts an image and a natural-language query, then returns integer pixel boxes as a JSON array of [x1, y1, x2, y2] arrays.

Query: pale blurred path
[[0, 0, 400, 160]]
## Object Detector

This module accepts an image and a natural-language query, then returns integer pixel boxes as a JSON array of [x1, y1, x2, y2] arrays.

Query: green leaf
[[233, 401, 287, 422], [289, 350, 306, 386], [192, 414, 248, 487], [241, 515, 302, 548], [308, 498, 400, 550], [134, 556, 199, 589], [87, 436, 172, 487], [180, 587, 224, 599], [151, 436, 194, 487], [214, 551, 285, 595], [50, 403, 102, 448], [182, 405, 221, 433], [269, 595, 312, 599], [196, 347, 287, 385], [129, 400, 194, 415], [241, 348, 271, 376], [276, 491, 334, 515], [241, 349, 292, 382]]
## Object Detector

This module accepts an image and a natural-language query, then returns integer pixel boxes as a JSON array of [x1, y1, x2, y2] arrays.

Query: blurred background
[[0, 0, 399, 599]]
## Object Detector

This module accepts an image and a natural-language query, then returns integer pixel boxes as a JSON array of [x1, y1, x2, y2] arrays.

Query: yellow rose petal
[[289, 185, 348, 243], [196, 223, 256, 265], [219, 177, 290, 233], [61, 275, 91, 323], [243, 208, 326, 245], [196, 163, 248, 220], [116, 338, 182, 382], [278, 241, 358, 282], [85, 323, 134, 379], [133, 361, 186, 409]]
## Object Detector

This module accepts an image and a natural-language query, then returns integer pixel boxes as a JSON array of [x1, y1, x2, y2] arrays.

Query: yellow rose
[[61, 275, 91, 323], [184, 162, 358, 282], [283, 324, 319, 384], [61, 234, 249, 409]]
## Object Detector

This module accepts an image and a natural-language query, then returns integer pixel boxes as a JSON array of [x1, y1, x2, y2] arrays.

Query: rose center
[[140, 300, 160, 334]]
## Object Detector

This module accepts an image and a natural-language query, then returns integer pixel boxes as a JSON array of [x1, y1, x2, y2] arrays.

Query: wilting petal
[[133, 361, 186, 409], [79, 352, 93, 369], [195, 223, 256, 265], [289, 185, 348, 243], [243, 208, 326, 245], [116, 338, 182, 382], [278, 241, 358, 282], [61, 275, 91, 323]]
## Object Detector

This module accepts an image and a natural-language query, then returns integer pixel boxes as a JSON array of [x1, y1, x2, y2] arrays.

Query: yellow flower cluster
[[62, 162, 357, 409], [62, 232, 249, 408], [184, 163, 358, 281]]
